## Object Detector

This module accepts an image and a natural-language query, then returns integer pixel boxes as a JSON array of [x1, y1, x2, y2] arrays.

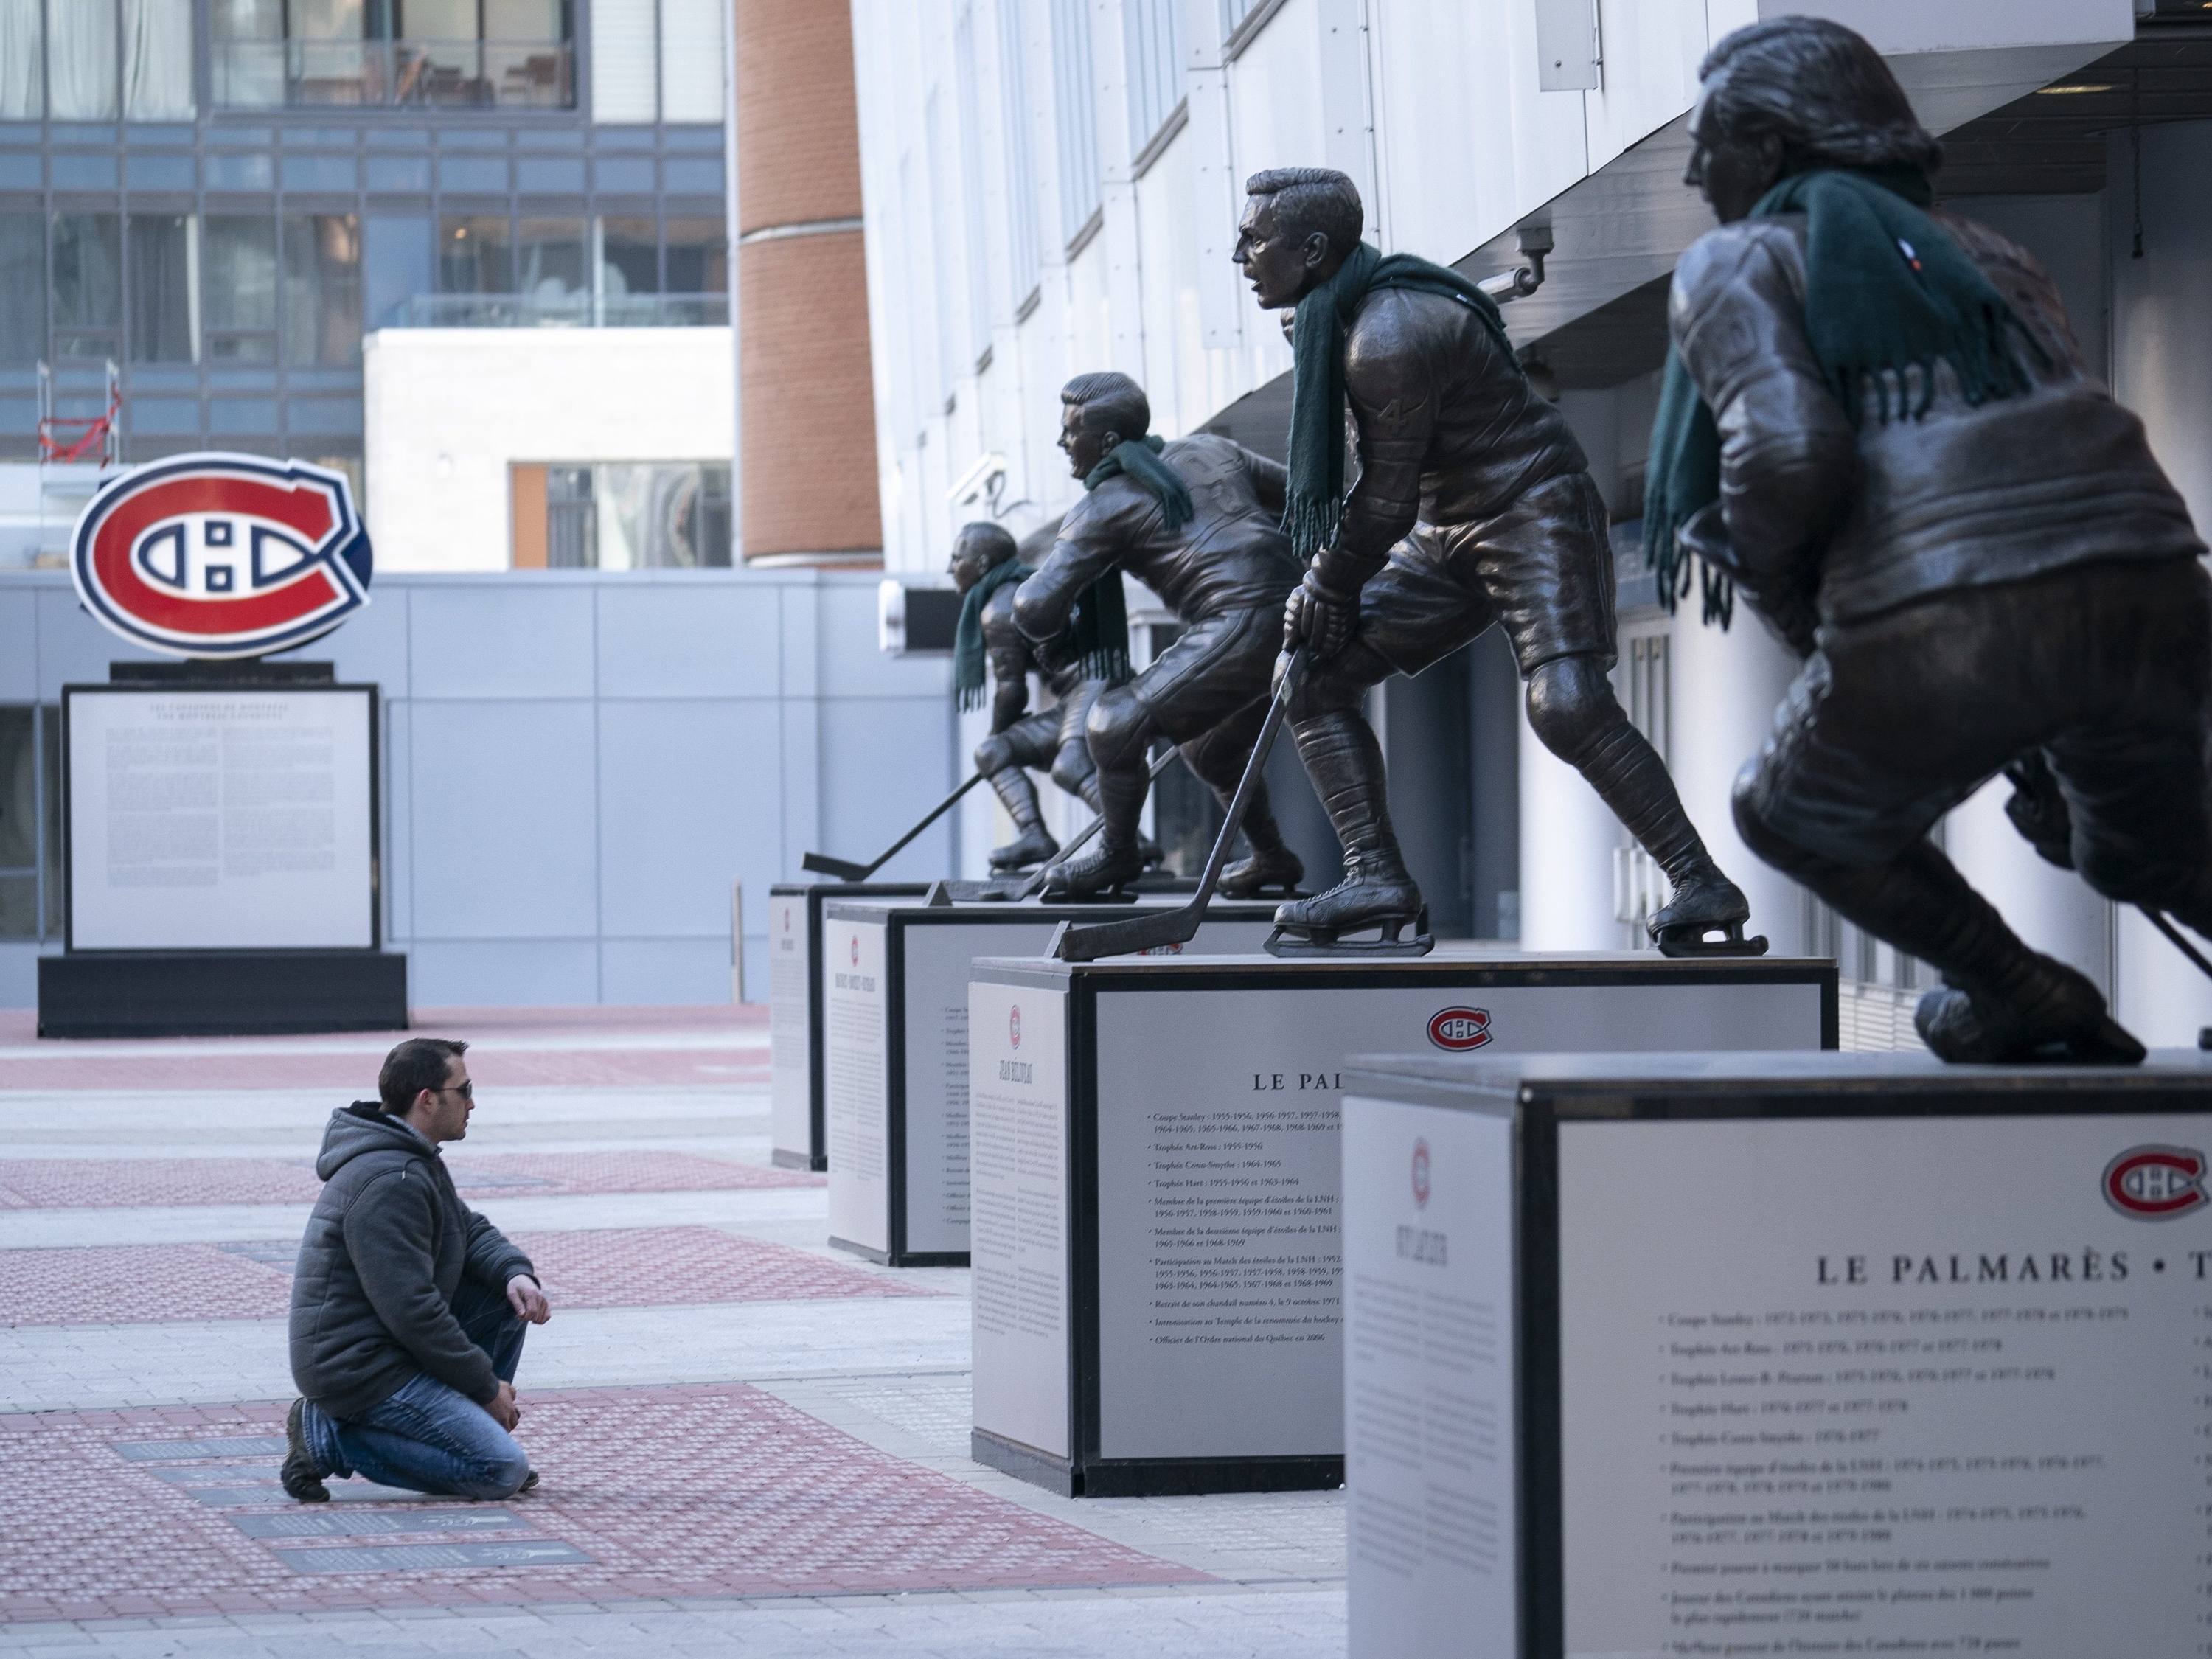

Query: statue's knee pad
[[1050, 742, 1095, 796], [1523, 657, 1624, 765], [973, 734, 1015, 775], [1085, 690, 1151, 771], [1287, 665, 1363, 723]]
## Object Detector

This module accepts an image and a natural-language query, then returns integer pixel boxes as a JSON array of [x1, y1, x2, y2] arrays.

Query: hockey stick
[[801, 771, 987, 881], [1048, 650, 1304, 961]]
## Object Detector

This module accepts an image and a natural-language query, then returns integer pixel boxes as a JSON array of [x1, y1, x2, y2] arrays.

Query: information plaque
[[819, 896, 1278, 1267], [967, 950, 1837, 1497], [65, 683, 376, 950], [1338, 1048, 2212, 1659], [768, 881, 927, 1171]]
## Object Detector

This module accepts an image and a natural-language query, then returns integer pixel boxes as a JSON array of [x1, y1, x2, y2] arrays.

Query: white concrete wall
[[363, 327, 737, 572]]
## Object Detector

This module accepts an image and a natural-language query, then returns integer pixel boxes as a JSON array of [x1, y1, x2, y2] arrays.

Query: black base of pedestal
[[771, 1147, 824, 1172], [972, 1429, 1343, 1498], [38, 950, 408, 1038], [827, 1236, 968, 1269]]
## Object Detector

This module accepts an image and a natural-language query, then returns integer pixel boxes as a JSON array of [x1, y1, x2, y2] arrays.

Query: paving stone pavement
[[0, 1010, 1346, 1658]]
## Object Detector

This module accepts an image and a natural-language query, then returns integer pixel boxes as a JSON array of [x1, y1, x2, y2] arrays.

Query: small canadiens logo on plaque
[[1426, 1007, 1492, 1051], [2102, 1144, 2208, 1220]]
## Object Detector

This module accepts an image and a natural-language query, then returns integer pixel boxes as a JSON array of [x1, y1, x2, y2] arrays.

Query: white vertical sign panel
[[768, 889, 813, 1164], [1559, 1113, 2212, 1659], [824, 919, 890, 1255], [67, 687, 374, 950], [970, 976, 1071, 1460], [1344, 1094, 1520, 1659]]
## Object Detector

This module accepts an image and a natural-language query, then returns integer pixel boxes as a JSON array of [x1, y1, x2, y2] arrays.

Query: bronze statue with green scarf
[[1663, 17, 2209, 1062], [1012, 371, 1307, 900], [947, 521, 1121, 871], [1234, 166, 1758, 955]]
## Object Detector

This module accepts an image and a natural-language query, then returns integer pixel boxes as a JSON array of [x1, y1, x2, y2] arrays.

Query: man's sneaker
[[282, 1398, 330, 1503], [520, 1469, 540, 1494]]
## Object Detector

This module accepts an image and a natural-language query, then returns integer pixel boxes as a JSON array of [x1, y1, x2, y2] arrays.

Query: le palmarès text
[[1806, 1248, 2211, 1286], [832, 972, 874, 992], [1253, 1071, 1340, 1092]]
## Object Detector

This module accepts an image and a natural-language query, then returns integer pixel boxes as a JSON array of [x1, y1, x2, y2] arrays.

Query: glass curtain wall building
[[0, 0, 728, 494]]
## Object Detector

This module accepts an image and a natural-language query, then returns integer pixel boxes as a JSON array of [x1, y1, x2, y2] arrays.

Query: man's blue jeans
[[301, 1278, 532, 1500]]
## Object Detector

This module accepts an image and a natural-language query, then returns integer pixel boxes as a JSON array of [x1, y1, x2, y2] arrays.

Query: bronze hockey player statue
[[1656, 16, 2210, 1060], [1235, 167, 1756, 953], [1014, 372, 1307, 900], [949, 520, 1107, 870]]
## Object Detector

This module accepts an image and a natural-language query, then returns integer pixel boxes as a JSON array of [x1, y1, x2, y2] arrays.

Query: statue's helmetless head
[[1058, 372, 1150, 479], [948, 520, 1018, 593], [1234, 167, 1362, 310], [1687, 17, 1939, 222]]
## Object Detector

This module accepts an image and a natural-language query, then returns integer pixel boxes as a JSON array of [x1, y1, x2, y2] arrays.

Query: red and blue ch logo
[[1009, 1005, 1022, 1049], [71, 453, 372, 660]]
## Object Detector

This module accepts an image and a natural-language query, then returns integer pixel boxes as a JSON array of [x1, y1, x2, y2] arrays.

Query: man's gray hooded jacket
[[289, 1103, 535, 1419]]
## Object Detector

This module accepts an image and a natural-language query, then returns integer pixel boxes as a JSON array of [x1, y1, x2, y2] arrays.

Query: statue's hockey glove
[[1283, 564, 1361, 661]]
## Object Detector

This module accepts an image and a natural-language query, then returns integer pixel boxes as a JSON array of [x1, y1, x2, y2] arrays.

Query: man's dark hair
[[953, 520, 1018, 565], [1061, 372, 1150, 445], [378, 1037, 467, 1114], [1245, 167, 1363, 256], [1699, 18, 1941, 176]]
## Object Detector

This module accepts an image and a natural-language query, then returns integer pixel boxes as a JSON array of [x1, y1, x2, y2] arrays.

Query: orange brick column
[[734, 0, 883, 565]]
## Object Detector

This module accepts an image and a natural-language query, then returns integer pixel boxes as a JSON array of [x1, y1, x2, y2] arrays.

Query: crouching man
[[281, 1037, 552, 1502]]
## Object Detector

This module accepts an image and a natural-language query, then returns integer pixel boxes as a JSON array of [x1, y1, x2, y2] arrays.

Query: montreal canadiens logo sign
[[2102, 1144, 2208, 1220], [1009, 1006, 1022, 1049], [1411, 1138, 1430, 1208], [1427, 1007, 1492, 1051], [72, 453, 372, 660]]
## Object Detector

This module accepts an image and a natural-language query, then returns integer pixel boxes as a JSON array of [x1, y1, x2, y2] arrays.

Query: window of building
[[661, 216, 723, 293], [439, 213, 513, 309], [512, 462, 731, 569], [202, 217, 279, 362], [128, 213, 197, 364], [995, 0, 1040, 313], [0, 215, 44, 362], [212, 0, 572, 109], [516, 217, 588, 314], [1050, 0, 1100, 249], [591, 0, 723, 125], [1, 0, 193, 121], [52, 213, 123, 361], [284, 214, 361, 363], [0, 704, 61, 942], [1124, 0, 1184, 162], [596, 215, 657, 301], [0, 0, 41, 118], [361, 212, 433, 330]]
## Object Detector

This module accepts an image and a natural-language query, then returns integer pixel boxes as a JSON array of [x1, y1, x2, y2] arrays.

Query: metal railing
[[389, 293, 728, 329], [212, 38, 574, 110]]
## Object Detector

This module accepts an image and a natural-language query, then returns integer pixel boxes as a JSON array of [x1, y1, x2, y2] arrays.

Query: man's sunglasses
[[434, 1081, 475, 1100]]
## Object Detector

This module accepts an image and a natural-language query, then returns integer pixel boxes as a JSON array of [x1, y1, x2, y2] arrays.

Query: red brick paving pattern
[[0, 1228, 931, 1326], [0, 1152, 820, 1210], [0, 1390, 1205, 1618]]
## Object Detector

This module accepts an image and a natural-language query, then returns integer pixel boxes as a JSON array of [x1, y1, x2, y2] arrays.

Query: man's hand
[[1283, 567, 1359, 661], [486, 1380, 521, 1431], [507, 1273, 552, 1324]]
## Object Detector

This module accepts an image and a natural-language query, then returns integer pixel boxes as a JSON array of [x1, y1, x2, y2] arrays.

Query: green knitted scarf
[[1644, 167, 2041, 625], [1085, 433, 1193, 532], [952, 557, 1032, 712], [1281, 239, 1517, 563]]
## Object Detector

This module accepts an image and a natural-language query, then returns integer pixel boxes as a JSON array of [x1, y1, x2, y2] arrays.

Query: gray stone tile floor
[[0, 1075, 1346, 1657]]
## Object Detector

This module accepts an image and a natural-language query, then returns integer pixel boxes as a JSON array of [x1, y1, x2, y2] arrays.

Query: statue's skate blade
[[1264, 907, 1435, 958], [1653, 923, 1770, 959]]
